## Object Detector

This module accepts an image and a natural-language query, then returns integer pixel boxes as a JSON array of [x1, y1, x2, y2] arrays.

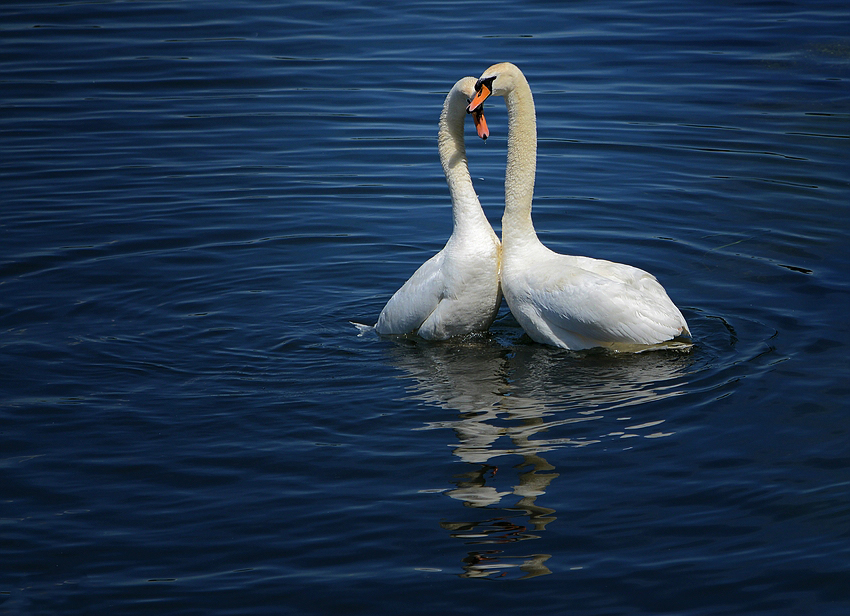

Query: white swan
[[374, 77, 501, 340], [468, 62, 690, 351]]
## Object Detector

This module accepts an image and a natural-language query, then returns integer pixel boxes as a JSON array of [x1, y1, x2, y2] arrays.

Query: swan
[[373, 77, 501, 340], [467, 62, 690, 351]]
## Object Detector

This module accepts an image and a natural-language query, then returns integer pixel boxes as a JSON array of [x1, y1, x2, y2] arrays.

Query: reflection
[[459, 551, 553, 579], [512, 454, 558, 532], [445, 464, 509, 507], [387, 330, 694, 579]]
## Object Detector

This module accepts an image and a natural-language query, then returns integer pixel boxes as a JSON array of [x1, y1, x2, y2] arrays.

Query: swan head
[[454, 77, 490, 141], [467, 62, 523, 114]]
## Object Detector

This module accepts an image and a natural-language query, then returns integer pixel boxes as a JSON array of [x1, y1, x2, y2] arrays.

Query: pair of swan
[[375, 64, 690, 351]]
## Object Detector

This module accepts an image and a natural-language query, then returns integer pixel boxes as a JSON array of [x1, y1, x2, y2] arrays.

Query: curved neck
[[501, 73, 539, 247], [438, 90, 488, 235]]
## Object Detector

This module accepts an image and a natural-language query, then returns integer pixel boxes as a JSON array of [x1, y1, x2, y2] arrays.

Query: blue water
[[2, 1, 849, 614]]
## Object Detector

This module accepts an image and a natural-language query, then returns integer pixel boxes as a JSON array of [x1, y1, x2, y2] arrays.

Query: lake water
[[2, 1, 849, 614]]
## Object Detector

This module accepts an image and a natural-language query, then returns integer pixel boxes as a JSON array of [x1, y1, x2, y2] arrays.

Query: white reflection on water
[[388, 334, 694, 578]]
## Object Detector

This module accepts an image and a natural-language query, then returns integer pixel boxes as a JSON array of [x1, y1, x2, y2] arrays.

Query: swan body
[[375, 77, 501, 340], [468, 62, 690, 351]]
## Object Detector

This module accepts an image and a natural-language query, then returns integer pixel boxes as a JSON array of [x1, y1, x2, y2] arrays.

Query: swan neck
[[502, 74, 539, 246], [438, 92, 488, 233]]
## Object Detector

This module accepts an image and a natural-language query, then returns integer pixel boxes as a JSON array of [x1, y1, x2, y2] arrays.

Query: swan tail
[[350, 321, 376, 336]]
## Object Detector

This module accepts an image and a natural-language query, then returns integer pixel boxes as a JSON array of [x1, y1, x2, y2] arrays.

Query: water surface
[[2, 1, 849, 614]]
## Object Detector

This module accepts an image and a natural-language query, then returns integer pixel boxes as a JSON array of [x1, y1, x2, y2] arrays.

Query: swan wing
[[375, 250, 446, 336], [523, 260, 688, 346]]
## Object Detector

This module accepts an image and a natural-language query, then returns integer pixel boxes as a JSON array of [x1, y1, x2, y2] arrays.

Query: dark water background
[[2, 1, 849, 614]]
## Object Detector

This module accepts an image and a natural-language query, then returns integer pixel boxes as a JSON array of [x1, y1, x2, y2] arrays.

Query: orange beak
[[471, 108, 489, 141], [467, 81, 492, 113]]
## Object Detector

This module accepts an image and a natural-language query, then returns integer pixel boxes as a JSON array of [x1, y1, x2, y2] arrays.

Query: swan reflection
[[387, 331, 693, 579]]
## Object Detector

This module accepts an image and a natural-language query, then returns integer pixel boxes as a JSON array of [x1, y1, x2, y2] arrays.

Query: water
[[2, 1, 849, 614]]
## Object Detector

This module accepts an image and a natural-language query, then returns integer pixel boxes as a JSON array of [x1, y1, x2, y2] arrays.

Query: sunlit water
[[2, 1, 849, 614]]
